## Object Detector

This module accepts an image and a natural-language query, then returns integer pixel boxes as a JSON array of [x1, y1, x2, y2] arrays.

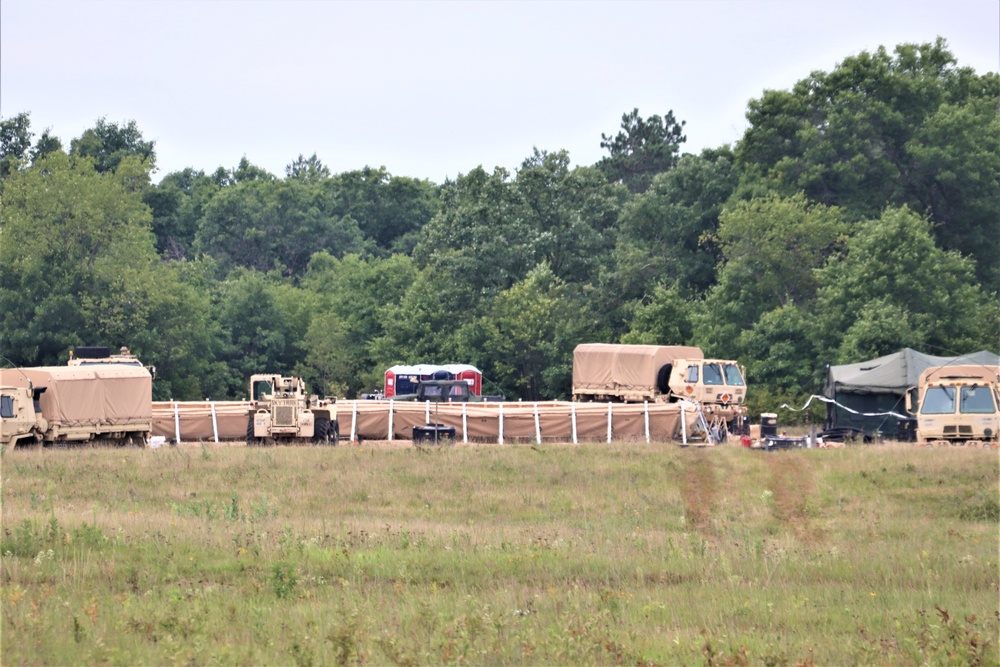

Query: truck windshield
[[921, 387, 955, 415], [1, 395, 13, 419], [960, 386, 996, 414], [422, 385, 444, 398], [722, 364, 745, 386], [703, 364, 723, 385], [252, 381, 273, 401]]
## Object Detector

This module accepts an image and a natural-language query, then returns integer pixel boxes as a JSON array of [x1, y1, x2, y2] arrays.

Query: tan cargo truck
[[247, 374, 338, 445], [907, 364, 999, 447], [1, 364, 153, 448], [571, 343, 748, 438]]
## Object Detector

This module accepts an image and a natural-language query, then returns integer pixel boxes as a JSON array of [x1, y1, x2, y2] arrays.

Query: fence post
[[534, 403, 541, 444], [681, 403, 687, 445], [644, 401, 650, 444], [210, 401, 219, 443], [498, 403, 504, 445], [571, 402, 578, 444], [388, 400, 394, 442], [173, 401, 181, 444], [607, 402, 613, 443], [462, 403, 468, 444], [351, 401, 358, 443]]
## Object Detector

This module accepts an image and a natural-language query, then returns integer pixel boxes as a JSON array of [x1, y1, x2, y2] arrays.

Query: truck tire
[[246, 415, 259, 446], [313, 417, 330, 444], [331, 420, 340, 446], [656, 365, 673, 395]]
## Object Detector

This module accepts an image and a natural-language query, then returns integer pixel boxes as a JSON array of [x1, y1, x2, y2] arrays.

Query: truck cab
[[667, 358, 747, 407], [0, 385, 48, 449], [908, 365, 999, 447]]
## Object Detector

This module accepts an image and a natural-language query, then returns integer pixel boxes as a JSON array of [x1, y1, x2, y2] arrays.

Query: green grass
[[2, 442, 997, 666]]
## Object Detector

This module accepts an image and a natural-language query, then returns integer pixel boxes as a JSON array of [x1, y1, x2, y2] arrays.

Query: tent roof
[[825, 348, 1000, 396]]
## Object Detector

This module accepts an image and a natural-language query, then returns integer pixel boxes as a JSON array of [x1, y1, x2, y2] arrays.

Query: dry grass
[[679, 451, 719, 532], [2, 441, 998, 666], [765, 453, 821, 543]]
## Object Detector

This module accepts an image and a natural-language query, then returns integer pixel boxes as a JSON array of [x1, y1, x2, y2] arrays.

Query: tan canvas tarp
[[152, 402, 252, 441], [148, 399, 700, 445], [572, 344, 704, 393], [342, 400, 691, 443], [1, 366, 151, 427]]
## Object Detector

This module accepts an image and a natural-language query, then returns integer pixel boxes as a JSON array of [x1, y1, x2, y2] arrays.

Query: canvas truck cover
[[0, 365, 152, 426], [572, 344, 704, 394], [825, 349, 1000, 396]]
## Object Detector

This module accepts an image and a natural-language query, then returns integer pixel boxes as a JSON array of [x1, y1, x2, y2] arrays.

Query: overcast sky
[[2, 0, 998, 184]]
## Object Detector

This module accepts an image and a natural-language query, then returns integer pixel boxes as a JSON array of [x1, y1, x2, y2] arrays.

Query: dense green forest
[[2, 39, 998, 415]]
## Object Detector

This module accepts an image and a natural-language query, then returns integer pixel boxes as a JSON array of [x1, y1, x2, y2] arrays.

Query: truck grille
[[274, 406, 296, 427]]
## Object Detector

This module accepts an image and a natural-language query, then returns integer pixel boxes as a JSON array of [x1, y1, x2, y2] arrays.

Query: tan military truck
[[247, 374, 338, 445], [907, 364, 999, 447], [571, 343, 748, 438], [1, 364, 153, 448]]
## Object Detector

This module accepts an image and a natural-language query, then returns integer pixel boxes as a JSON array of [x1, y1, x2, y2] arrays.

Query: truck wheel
[[246, 416, 259, 446], [331, 420, 340, 446], [656, 365, 673, 395], [313, 418, 330, 444]]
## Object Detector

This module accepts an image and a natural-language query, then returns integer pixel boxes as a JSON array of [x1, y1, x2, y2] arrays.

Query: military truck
[[571, 343, 748, 438], [247, 374, 338, 445], [906, 364, 999, 447], [1, 364, 153, 448]]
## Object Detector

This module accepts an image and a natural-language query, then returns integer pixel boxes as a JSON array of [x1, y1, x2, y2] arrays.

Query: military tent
[[823, 348, 1000, 438]]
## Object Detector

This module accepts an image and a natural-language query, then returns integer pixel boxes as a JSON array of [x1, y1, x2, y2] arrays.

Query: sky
[[2, 0, 998, 184]]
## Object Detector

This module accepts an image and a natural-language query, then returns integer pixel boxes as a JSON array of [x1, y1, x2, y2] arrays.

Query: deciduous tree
[[194, 178, 366, 276], [736, 39, 1000, 286], [814, 206, 999, 362], [0, 112, 33, 179], [697, 193, 846, 358], [614, 150, 738, 301], [69, 117, 155, 175]]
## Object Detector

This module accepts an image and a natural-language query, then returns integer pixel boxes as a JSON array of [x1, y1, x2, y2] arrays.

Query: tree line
[[2, 39, 998, 419]]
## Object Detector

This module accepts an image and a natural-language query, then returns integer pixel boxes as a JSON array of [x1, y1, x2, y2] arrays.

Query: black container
[[413, 424, 456, 444], [896, 417, 917, 442], [760, 413, 778, 438]]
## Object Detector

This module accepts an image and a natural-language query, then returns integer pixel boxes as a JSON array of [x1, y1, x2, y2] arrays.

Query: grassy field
[[1, 441, 997, 666]]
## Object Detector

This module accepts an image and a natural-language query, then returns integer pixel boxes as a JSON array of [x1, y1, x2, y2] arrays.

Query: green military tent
[[823, 348, 1000, 439]]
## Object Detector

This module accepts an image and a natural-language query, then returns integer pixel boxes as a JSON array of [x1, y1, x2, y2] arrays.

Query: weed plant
[[1, 443, 997, 665]]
